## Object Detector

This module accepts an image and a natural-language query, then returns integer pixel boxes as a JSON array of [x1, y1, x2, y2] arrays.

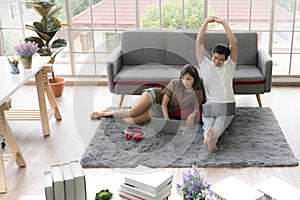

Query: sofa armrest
[[106, 48, 122, 93], [258, 48, 273, 92]]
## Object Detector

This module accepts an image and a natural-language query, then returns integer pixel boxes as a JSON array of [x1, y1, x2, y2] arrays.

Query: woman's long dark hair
[[179, 64, 203, 91]]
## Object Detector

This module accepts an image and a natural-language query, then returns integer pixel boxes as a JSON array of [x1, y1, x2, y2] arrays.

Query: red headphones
[[125, 129, 145, 141]]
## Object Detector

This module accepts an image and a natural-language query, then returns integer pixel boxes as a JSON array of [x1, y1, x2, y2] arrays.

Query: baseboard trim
[[272, 76, 300, 86]]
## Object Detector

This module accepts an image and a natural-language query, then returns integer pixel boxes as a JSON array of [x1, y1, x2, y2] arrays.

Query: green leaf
[[51, 39, 67, 49], [26, 1, 56, 17], [25, 36, 45, 49], [48, 6, 62, 16], [51, 47, 66, 58], [42, 16, 61, 32], [33, 22, 45, 32], [25, 24, 38, 32], [95, 189, 113, 200]]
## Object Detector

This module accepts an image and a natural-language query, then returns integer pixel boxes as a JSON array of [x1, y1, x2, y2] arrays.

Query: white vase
[[20, 57, 32, 69]]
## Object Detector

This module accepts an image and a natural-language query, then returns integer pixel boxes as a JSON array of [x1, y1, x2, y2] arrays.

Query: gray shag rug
[[81, 107, 299, 168]]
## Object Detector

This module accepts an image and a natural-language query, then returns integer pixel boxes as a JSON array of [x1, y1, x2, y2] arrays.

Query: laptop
[[150, 117, 184, 134]]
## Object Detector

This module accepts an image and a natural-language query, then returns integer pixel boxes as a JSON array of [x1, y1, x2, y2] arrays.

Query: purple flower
[[177, 165, 213, 200], [13, 41, 39, 58], [176, 183, 182, 190]]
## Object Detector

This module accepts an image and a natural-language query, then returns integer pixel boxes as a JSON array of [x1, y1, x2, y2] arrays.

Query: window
[[1, 0, 300, 77]]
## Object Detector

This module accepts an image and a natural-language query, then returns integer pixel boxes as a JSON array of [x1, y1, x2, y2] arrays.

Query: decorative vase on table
[[20, 56, 32, 69], [13, 41, 38, 69]]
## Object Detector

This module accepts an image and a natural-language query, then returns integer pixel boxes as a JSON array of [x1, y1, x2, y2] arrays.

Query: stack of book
[[256, 176, 300, 200], [119, 166, 173, 200], [211, 176, 264, 200], [44, 160, 87, 200]]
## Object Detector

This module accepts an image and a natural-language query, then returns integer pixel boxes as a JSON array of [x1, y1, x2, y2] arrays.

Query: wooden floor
[[1, 85, 300, 200]]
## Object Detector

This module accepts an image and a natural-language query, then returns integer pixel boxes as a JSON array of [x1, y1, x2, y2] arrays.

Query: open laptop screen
[[150, 117, 183, 134]]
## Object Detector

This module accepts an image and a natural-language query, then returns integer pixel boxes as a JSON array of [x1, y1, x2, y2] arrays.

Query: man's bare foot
[[91, 109, 111, 119], [210, 145, 218, 153], [203, 128, 218, 152]]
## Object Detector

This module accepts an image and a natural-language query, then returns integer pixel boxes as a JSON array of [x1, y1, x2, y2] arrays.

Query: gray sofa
[[107, 30, 273, 107]]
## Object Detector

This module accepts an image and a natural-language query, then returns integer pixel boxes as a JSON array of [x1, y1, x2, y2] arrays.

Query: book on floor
[[69, 160, 87, 200], [211, 176, 264, 200], [256, 176, 300, 200], [120, 180, 172, 200], [124, 166, 173, 194], [51, 164, 65, 200], [61, 162, 76, 200], [119, 189, 171, 200], [120, 197, 131, 200], [44, 171, 54, 200]]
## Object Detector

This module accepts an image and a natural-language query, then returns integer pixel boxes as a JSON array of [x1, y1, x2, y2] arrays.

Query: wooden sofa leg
[[256, 94, 262, 107], [118, 95, 125, 107]]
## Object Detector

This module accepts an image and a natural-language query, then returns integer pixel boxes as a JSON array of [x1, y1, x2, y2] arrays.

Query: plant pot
[[49, 78, 65, 97], [20, 57, 32, 69]]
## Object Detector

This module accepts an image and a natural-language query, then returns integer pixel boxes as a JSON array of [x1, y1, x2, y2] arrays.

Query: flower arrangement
[[177, 165, 213, 200], [13, 41, 39, 59]]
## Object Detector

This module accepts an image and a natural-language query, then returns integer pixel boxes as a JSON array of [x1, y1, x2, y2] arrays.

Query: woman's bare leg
[[126, 92, 152, 117], [90, 109, 112, 119], [91, 110, 111, 119], [122, 109, 152, 125], [91, 92, 152, 119]]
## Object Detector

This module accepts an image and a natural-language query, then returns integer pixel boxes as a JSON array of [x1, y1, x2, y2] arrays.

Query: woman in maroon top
[[91, 64, 204, 127]]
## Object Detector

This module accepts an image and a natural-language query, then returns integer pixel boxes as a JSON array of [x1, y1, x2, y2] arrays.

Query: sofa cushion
[[234, 64, 265, 82], [121, 31, 198, 65], [122, 48, 195, 66], [114, 64, 182, 83], [121, 31, 258, 66], [233, 64, 265, 94], [204, 32, 258, 66], [113, 63, 266, 95], [114, 64, 183, 94]]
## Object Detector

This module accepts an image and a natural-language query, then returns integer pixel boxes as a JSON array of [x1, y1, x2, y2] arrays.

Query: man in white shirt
[[196, 16, 238, 152]]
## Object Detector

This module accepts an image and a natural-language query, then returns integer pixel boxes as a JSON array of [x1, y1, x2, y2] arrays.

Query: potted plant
[[13, 41, 39, 69], [177, 165, 214, 200], [24, 0, 68, 97], [95, 189, 113, 200]]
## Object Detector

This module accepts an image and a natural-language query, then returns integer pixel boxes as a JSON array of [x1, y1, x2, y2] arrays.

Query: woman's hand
[[185, 113, 196, 127]]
